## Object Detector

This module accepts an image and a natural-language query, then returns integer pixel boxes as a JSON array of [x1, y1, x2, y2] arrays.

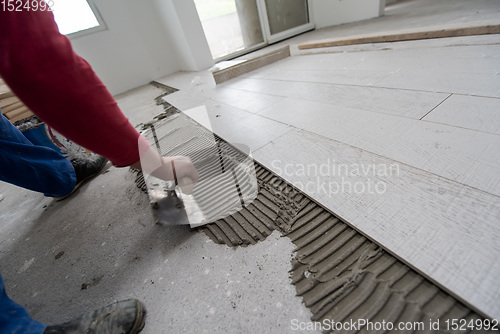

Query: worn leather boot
[[43, 299, 145, 334], [54, 155, 108, 201]]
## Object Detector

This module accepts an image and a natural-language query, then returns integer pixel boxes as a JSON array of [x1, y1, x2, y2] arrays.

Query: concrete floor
[[0, 85, 315, 333], [1, 0, 499, 332]]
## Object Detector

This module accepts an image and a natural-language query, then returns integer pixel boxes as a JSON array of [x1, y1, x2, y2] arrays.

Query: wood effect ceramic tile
[[256, 98, 328, 129], [463, 162, 500, 196], [424, 94, 500, 134], [206, 94, 498, 197], [374, 70, 500, 97], [257, 98, 417, 153], [256, 94, 499, 196], [165, 92, 291, 152], [380, 122, 500, 196], [252, 128, 500, 320], [214, 112, 293, 152], [163, 91, 255, 135], [270, 53, 366, 71], [350, 50, 500, 74], [263, 69, 392, 86], [196, 86, 286, 113], [218, 77, 280, 93], [477, 133, 500, 166], [341, 116, 418, 153], [261, 80, 449, 119], [162, 90, 212, 111]]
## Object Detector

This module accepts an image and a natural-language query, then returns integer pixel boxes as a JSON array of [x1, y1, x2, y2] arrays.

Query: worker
[[0, 1, 198, 333]]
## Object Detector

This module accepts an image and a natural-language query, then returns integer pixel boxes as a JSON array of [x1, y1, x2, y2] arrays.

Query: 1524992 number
[[1, 0, 54, 11], [445, 318, 499, 331]]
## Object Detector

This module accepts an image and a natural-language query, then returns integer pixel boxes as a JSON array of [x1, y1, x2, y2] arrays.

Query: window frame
[[61, 0, 108, 39]]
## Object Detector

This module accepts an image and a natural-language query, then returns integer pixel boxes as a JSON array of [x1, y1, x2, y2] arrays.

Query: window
[[51, 0, 106, 37]]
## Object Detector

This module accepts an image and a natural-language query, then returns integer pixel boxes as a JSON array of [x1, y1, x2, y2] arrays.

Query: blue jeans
[[0, 113, 76, 197], [0, 273, 46, 334], [0, 112, 76, 332]]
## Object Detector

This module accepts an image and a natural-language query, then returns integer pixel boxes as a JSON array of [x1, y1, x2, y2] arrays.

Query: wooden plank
[[4, 106, 29, 119], [0, 84, 10, 94], [9, 110, 34, 123], [0, 96, 20, 109], [1, 101, 24, 114], [212, 46, 290, 85], [0, 81, 21, 110], [0, 91, 14, 100], [298, 24, 500, 50]]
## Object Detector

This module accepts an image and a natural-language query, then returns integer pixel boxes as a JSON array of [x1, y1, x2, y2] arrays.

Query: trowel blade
[[176, 189, 206, 228], [152, 192, 189, 226], [147, 176, 208, 228]]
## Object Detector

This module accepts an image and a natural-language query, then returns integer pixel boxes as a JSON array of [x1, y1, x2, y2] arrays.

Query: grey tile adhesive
[[131, 83, 492, 333]]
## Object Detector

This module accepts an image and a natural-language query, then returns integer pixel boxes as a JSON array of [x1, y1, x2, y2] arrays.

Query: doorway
[[194, 0, 314, 61]]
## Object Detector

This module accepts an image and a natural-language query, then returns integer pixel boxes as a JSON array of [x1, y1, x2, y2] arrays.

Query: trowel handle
[[178, 176, 194, 195], [171, 160, 195, 195]]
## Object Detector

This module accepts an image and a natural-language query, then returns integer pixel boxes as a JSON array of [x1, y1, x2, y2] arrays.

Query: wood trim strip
[[298, 24, 500, 50]]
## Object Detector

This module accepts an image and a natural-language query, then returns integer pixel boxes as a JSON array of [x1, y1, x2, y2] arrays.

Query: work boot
[[43, 299, 146, 334], [54, 155, 108, 201]]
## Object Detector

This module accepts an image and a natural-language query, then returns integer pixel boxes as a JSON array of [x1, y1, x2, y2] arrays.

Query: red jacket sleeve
[[0, 2, 141, 167]]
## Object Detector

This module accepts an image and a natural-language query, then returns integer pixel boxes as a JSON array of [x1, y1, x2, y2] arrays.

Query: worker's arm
[[0, 2, 197, 184]]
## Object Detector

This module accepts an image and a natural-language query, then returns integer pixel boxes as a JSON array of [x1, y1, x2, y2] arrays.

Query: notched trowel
[[141, 111, 258, 229], [147, 161, 206, 228]]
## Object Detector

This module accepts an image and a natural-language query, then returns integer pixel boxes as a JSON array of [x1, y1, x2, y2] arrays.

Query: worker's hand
[[160, 155, 199, 188], [131, 137, 199, 193], [130, 147, 199, 190]]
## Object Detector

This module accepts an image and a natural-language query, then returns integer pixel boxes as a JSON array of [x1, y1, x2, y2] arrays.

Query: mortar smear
[[201, 164, 491, 332]]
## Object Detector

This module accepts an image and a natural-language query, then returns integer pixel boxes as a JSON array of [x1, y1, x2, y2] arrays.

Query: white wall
[[171, 0, 214, 71], [69, 0, 213, 96], [152, 0, 214, 72], [311, 0, 385, 29]]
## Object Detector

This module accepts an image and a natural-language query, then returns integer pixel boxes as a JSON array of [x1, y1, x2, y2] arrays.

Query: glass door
[[194, 0, 314, 61], [194, 0, 266, 61], [258, 0, 314, 44]]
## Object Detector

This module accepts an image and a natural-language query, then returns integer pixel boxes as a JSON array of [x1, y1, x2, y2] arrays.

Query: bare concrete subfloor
[[0, 85, 314, 333]]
